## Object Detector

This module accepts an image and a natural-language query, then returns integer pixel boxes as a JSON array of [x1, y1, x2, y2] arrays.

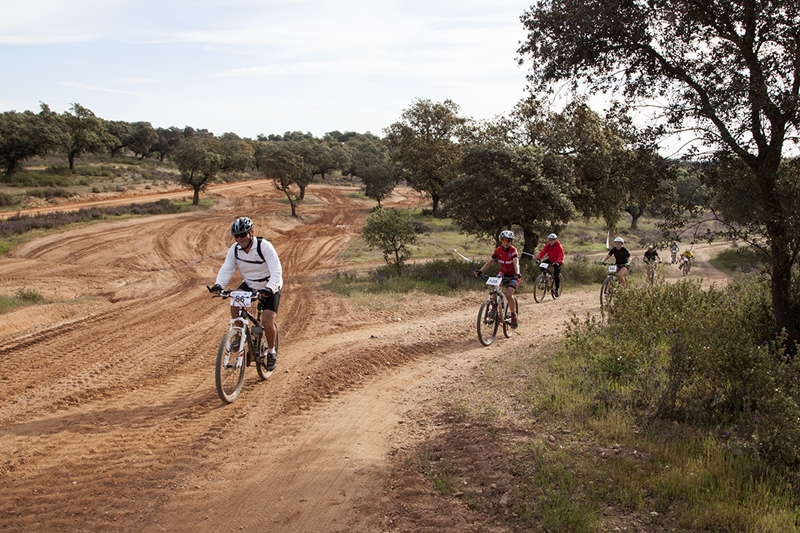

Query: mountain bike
[[476, 274, 518, 346], [533, 261, 562, 302], [211, 289, 279, 403], [644, 259, 661, 284], [599, 264, 621, 309], [679, 256, 692, 276]]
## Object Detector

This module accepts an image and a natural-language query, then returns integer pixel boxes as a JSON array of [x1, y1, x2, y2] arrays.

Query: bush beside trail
[[566, 274, 800, 468]]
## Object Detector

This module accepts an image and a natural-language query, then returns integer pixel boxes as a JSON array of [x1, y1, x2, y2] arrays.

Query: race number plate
[[229, 291, 252, 307], [486, 276, 503, 287], [539, 262, 549, 269], [607, 265, 618, 273]]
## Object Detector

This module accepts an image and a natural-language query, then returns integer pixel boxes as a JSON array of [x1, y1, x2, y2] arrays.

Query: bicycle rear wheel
[[533, 273, 547, 303], [551, 274, 563, 299], [256, 322, 278, 380], [215, 329, 246, 403], [477, 300, 499, 346], [503, 296, 518, 338]]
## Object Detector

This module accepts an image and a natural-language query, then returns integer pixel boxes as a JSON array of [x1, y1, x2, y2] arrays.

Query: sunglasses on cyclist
[[501, 238, 512, 243], [233, 232, 249, 239]]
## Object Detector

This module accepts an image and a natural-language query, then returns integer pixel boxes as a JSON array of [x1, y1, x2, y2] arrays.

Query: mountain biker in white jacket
[[210, 216, 283, 371]]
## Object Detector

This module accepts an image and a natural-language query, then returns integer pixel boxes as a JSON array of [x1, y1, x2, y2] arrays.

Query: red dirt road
[[0, 183, 729, 532]]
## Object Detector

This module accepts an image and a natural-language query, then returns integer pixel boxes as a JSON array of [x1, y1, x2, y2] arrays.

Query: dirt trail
[[0, 183, 730, 532]]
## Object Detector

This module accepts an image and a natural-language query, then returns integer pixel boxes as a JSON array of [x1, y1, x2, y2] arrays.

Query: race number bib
[[230, 291, 252, 307], [607, 265, 618, 273], [486, 276, 503, 287]]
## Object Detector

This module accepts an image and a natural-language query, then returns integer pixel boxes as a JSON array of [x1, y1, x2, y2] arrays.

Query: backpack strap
[[234, 236, 270, 282], [234, 236, 267, 264]]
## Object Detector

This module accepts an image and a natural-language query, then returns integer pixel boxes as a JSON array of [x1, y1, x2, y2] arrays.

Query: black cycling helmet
[[231, 216, 254, 236]]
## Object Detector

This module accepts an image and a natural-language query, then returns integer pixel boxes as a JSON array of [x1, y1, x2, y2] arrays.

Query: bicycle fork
[[226, 319, 248, 369]]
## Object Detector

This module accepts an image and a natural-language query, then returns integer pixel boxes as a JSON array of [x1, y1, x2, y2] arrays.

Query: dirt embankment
[[0, 183, 729, 532]]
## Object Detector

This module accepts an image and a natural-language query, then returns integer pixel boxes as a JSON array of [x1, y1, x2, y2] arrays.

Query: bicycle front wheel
[[215, 329, 246, 403], [477, 300, 499, 346], [600, 277, 613, 308], [533, 273, 547, 303], [551, 274, 563, 299], [256, 322, 278, 380]]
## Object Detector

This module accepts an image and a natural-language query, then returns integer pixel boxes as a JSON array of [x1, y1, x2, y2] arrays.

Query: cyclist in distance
[[474, 230, 522, 328], [643, 245, 660, 265], [602, 237, 631, 288], [680, 248, 694, 269], [669, 241, 679, 263], [209, 217, 283, 371], [536, 233, 564, 294]]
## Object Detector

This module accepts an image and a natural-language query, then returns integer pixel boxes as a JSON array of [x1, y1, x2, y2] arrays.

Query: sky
[[0, 0, 535, 139]]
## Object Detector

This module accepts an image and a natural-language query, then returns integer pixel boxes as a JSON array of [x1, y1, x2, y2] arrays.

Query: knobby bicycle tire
[[477, 299, 499, 346], [600, 277, 613, 308], [256, 322, 278, 380], [215, 329, 246, 403], [533, 273, 548, 303]]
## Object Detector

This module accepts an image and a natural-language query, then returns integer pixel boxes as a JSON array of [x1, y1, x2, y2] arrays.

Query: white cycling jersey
[[215, 237, 283, 294]]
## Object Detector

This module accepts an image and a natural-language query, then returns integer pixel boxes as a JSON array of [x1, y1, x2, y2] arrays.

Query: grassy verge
[[0, 289, 45, 314], [710, 247, 769, 275], [406, 276, 800, 532], [417, 342, 800, 531]]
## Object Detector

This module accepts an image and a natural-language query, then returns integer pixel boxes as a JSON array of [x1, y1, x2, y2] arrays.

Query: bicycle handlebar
[[207, 287, 260, 300]]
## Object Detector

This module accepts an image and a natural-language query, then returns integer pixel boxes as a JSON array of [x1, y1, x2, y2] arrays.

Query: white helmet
[[548, 233, 557, 240], [685, 248, 691, 252], [614, 237, 624, 244], [231, 216, 254, 236], [499, 230, 514, 241]]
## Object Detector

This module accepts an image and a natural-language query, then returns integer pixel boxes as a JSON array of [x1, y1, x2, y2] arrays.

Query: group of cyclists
[[209, 215, 695, 359], [468, 230, 696, 329]]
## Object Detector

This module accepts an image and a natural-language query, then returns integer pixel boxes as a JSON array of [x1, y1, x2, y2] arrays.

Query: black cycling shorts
[[236, 282, 281, 313]]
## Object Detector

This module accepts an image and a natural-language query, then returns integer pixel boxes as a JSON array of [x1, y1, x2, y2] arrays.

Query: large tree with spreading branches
[[518, 0, 800, 349]]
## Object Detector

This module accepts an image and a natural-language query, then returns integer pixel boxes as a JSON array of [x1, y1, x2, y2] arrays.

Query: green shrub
[[0, 192, 19, 207], [564, 275, 800, 468]]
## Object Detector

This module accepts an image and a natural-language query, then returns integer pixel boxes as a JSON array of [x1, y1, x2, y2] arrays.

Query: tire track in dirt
[[0, 185, 449, 532]]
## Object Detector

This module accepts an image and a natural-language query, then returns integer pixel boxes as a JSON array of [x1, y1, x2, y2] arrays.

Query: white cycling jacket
[[214, 237, 283, 294]]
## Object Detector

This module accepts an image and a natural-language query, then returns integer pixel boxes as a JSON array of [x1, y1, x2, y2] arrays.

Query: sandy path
[[0, 184, 729, 532]]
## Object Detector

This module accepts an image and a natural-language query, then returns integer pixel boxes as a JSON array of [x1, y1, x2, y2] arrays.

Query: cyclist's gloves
[[535, 259, 540, 265], [514, 273, 522, 280], [474, 269, 481, 276], [258, 287, 273, 299], [208, 284, 222, 294]]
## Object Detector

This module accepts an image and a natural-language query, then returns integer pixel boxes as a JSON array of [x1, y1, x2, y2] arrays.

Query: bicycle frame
[[476, 274, 515, 346], [213, 289, 274, 403], [600, 264, 620, 309]]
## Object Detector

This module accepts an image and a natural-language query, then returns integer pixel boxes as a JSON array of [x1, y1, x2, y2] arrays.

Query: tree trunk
[[68, 152, 76, 171], [298, 183, 306, 201], [757, 162, 799, 354], [431, 192, 440, 213], [192, 187, 200, 205], [520, 226, 539, 260], [625, 205, 643, 229]]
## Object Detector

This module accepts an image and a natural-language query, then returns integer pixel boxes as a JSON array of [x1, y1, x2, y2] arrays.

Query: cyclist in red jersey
[[474, 230, 521, 328]]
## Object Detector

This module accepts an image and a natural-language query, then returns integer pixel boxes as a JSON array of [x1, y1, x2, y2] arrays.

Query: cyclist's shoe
[[510, 313, 518, 328], [266, 350, 277, 371]]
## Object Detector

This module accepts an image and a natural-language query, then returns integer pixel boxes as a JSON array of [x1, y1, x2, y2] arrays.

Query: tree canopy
[[384, 99, 466, 213], [0, 104, 66, 175], [518, 0, 800, 350]]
